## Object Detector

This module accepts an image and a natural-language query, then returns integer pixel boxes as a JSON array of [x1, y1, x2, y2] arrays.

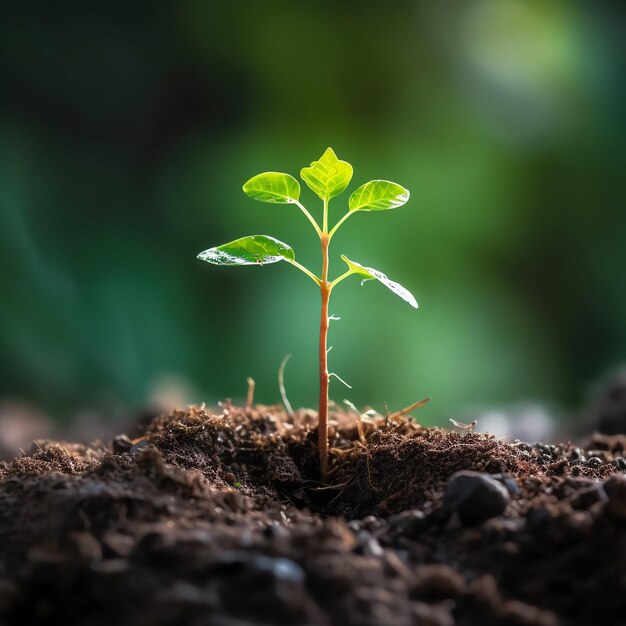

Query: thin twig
[[388, 396, 431, 420], [449, 418, 477, 432], [309, 480, 350, 492], [246, 377, 255, 408], [278, 354, 294, 417]]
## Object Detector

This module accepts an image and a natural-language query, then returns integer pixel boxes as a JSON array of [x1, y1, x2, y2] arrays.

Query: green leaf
[[348, 180, 410, 212], [341, 255, 417, 308], [242, 172, 300, 204], [300, 147, 353, 201], [198, 235, 295, 266]]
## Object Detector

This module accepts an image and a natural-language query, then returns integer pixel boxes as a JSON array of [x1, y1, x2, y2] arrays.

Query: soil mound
[[0, 404, 625, 625]]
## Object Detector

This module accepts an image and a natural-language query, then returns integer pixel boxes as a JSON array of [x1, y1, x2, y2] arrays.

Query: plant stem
[[294, 200, 322, 238], [285, 259, 321, 285], [318, 231, 330, 477], [329, 269, 354, 290]]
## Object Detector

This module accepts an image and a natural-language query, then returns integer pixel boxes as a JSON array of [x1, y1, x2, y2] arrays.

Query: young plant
[[198, 148, 417, 475]]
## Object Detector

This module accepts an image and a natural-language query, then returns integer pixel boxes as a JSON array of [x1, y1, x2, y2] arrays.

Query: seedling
[[198, 148, 417, 475]]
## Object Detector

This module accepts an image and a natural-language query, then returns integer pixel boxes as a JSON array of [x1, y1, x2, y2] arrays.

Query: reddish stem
[[318, 235, 330, 476]]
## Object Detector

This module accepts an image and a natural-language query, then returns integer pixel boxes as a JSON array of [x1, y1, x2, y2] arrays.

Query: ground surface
[[0, 403, 625, 626]]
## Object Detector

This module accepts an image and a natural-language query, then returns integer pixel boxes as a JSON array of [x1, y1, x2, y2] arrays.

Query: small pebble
[[130, 439, 150, 454], [443, 471, 510, 526], [568, 448, 582, 461], [112, 435, 133, 454], [613, 457, 626, 471], [347, 520, 361, 533]]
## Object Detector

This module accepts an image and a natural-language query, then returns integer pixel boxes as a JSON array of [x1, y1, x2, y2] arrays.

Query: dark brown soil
[[0, 403, 625, 626]]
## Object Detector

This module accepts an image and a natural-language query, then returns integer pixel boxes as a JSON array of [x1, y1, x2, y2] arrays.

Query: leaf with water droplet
[[198, 235, 295, 266], [242, 172, 300, 204], [349, 180, 409, 212], [301, 148, 353, 201], [341, 255, 417, 308]]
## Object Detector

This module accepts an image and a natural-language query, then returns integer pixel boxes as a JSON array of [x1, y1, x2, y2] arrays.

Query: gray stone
[[443, 471, 510, 526], [613, 457, 626, 471]]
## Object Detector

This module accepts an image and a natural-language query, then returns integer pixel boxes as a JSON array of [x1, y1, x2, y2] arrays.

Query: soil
[[0, 403, 625, 626]]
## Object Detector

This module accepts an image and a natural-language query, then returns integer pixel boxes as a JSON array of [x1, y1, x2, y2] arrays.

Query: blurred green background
[[1, 1, 624, 430]]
